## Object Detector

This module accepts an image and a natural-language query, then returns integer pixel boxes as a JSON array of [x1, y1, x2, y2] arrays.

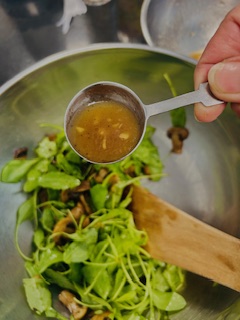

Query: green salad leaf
[[164, 73, 187, 128], [35, 136, 57, 159], [0, 125, 186, 320], [23, 277, 52, 314], [1, 158, 40, 183], [38, 171, 80, 190], [23, 277, 66, 319]]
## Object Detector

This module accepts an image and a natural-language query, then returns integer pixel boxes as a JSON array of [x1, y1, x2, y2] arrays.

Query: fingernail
[[209, 61, 240, 93]]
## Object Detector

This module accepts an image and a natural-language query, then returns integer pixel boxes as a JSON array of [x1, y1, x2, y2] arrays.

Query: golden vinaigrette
[[67, 100, 141, 163]]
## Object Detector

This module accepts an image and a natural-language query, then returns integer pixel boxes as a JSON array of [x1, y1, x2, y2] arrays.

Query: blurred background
[[1, 0, 239, 85], [0, 0, 144, 85]]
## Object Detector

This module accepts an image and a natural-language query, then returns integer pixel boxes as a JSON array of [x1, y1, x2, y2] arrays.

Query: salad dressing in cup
[[64, 81, 223, 164]]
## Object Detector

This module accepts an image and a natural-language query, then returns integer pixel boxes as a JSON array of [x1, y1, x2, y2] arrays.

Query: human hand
[[194, 5, 240, 122]]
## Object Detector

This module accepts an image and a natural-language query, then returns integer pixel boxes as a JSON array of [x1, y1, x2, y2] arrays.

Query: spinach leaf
[[65, 149, 82, 164], [36, 247, 63, 273], [23, 278, 67, 319], [33, 228, 45, 249], [90, 184, 108, 210], [152, 290, 186, 311], [123, 126, 163, 180], [23, 169, 41, 192], [40, 207, 55, 232], [16, 194, 36, 226], [23, 159, 50, 192], [38, 172, 80, 190], [63, 242, 91, 263], [1, 158, 39, 183], [164, 73, 187, 128], [171, 108, 187, 128], [82, 265, 112, 300], [35, 137, 57, 159], [56, 153, 82, 179], [44, 269, 76, 291], [163, 265, 185, 291], [23, 278, 52, 314]]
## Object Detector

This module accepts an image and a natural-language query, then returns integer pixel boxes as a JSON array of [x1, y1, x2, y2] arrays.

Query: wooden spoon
[[130, 185, 240, 292]]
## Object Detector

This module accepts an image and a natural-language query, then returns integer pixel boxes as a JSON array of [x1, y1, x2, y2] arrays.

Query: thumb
[[208, 60, 240, 102]]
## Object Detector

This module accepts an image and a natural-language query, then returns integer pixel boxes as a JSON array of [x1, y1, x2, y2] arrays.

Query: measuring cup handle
[[145, 83, 224, 118]]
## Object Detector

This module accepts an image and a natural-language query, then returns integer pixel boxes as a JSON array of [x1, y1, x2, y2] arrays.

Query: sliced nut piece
[[99, 129, 105, 135], [59, 290, 88, 320], [93, 117, 100, 125], [76, 127, 85, 133], [119, 132, 129, 140], [102, 136, 107, 150], [112, 122, 122, 128]]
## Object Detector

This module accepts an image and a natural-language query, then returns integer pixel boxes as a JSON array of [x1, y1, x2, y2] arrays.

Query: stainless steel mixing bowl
[[141, 0, 240, 57], [0, 44, 240, 319]]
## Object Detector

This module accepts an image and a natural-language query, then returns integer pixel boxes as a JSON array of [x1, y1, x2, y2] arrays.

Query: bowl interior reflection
[[141, 0, 240, 57]]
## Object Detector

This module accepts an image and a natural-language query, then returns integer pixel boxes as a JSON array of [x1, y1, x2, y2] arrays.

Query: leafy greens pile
[[1, 125, 186, 320]]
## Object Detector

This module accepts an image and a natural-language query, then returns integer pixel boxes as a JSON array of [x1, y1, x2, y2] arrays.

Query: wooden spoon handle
[[130, 185, 240, 291]]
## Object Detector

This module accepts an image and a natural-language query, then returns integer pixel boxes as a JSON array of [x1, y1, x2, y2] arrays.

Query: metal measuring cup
[[64, 81, 223, 164]]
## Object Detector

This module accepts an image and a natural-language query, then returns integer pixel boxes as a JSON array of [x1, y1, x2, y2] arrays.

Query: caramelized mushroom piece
[[59, 290, 88, 320], [167, 127, 189, 154], [14, 147, 28, 159], [61, 181, 91, 202], [52, 217, 75, 244], [94, 168, 109, 183], [108, 173, 120, 186], [60, 189, 69, 203], [80, 194, 92, 215], [124, 164, 136, 177], [53, 202, 90, 245], [38, 188, 49, 204], [71, 202, 85, 219], [143, 165, 151, 175], [70, 203, 90, 228], [74, 180, 91, 193]]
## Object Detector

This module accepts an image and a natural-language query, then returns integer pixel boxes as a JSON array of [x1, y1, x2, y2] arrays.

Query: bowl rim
[[0, 43, 196, 96], [140, 0, 154, 47]]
